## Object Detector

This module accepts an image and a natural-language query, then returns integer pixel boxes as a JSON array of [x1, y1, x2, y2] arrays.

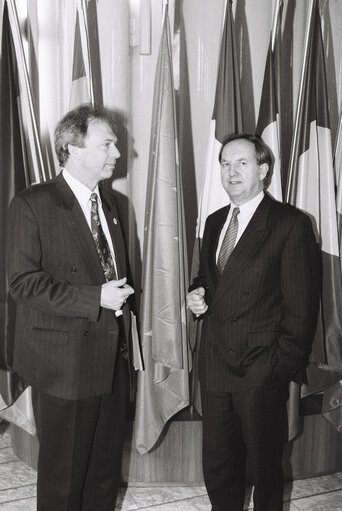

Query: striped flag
[[69, 3, 92, 109], [255, 0, 283, 202], [0, 1, 36, 435], [285, 0, 342, 419], [197, 0, 243, 238], [335, 114, 342, 260], [189, 0, 242, 413], [134, 5, 189, 454]]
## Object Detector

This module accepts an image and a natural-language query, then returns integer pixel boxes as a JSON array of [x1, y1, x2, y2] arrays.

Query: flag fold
[[134, 7, 189, 455]]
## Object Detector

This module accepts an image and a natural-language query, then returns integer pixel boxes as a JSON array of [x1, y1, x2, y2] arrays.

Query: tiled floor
[[1, 423, 342, 510]]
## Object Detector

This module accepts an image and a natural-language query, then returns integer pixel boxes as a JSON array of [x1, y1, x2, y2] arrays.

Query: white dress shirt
[[216, 191, 264, 263], [63, 169, 118, 274]]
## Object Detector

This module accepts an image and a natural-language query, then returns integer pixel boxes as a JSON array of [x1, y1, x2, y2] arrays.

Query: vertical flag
[[327, 107, 342, 433], [189, 0, 242, 413], [335, 113, 342, 256], [255, 0, 283, 202], [5, 0, 47, 185], [69, 2, 92, 109], [197, 0, 243, 237], [134, 4, 189, 454], [0, 1, 36, 435], [285, 0, 342, 429]]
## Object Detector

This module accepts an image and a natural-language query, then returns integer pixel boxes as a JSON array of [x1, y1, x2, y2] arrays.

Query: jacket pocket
[[33, 327, 69, 345]]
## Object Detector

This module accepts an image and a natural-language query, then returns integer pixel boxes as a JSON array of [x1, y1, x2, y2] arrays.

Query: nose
[[112, 144, 120, 159], [229, 163, 238, 175]]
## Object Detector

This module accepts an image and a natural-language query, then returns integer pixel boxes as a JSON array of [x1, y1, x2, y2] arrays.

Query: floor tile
[[116, 488, 139, 510], [292, 489, 342, 510], [0, 497, 37, 510], [131, 494, 211, 510], [124, 485, 208, 508], [0, 461, 37, 490], [0, 485, 36, 504], [285, 473, 342, 501]]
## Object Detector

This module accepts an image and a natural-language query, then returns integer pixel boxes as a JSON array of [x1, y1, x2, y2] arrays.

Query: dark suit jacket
[[191, 194, 321, 392], [6, 172, 133, 400]]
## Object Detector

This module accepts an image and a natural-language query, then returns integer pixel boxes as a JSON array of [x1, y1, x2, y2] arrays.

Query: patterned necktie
[[217, 206, 240, 275], [90, 193, 117, 281]]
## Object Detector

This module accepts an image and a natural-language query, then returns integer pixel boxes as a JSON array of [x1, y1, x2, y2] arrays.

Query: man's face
[[78, 120, 120, 187], [220, 139, 268, 205]]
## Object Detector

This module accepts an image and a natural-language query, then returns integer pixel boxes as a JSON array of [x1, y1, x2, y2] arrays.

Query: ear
[[259, 163, 269, 181], [68, 144, 81, 159]]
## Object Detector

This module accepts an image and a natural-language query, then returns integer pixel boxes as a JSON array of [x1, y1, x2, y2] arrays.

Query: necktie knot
[[90, 192, 98, 207], [232, 206, 240, 218]]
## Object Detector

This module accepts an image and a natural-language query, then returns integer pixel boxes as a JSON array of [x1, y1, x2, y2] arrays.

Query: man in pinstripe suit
[[6, 105, 135, 510], [187, 133, 320, 510]]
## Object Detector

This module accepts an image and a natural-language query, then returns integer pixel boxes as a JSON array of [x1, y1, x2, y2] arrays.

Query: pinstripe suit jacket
[[6, 172, 132, 400], [191, 194, 321, 392]]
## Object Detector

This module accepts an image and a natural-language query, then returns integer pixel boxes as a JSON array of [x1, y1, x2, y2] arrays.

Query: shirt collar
[[230, 190, 264, 217], [62, 169, 101, 209]]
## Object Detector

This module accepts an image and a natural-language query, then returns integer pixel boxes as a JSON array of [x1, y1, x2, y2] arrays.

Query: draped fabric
[[189, 0, 243, 414], [134, 5, 189, 455], [0, 1, 35, 435], [69, 6, 91, 109], [285, 0, 342, 432], [255, 0, 283, 202]]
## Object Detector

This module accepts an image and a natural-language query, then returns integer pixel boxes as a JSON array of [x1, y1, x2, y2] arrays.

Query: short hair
[[218, 133, 274, 189], [54, 104, 116, 166]]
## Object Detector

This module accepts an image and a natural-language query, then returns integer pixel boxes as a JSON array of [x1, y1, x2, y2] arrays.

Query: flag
[[189, 0, 242, 413], [255, 0, 283, 202], [134, 5, 189, 454], [285, 0, 342, 430], [0, 1, 36, 435], [69, 4, 91, 109], [5, 0, 46, 185], [335, 112, 342, 260], [197, 0, 243, 238]]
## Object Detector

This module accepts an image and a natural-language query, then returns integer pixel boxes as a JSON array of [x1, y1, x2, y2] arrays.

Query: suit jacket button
[[82, 330, 90, 336], [71, 266, 78, 274], [231, 317, 238, 324]]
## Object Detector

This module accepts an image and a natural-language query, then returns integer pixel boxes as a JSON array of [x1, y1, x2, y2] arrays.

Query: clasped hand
[[186, 287, 208, 317], [100, 277, 134, 311]]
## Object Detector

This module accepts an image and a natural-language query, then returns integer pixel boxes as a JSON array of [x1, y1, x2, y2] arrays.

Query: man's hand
[[100, 277, 134, 311], [186, 287, 208, 317]]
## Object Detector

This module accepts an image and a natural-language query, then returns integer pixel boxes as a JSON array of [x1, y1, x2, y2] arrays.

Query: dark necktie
[[90, 193, 127, 356], [90, 193, 117, 281], [217, 206, 240, 275]]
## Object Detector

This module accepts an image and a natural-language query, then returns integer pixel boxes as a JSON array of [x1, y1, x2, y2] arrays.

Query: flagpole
[[271, 0, 282, 52], [79, 0, 95, 106], [285, 0, 316, 202], [6, 0, 46, 182]]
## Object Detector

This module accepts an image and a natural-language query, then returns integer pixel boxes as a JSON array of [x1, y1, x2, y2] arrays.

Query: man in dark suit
[[187, 133, 321, 511], [6, 104, 136, 510]]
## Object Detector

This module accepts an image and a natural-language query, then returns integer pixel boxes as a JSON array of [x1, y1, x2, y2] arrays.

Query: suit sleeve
[[273, 213, 321, 381], [6, 194, 101, 322]]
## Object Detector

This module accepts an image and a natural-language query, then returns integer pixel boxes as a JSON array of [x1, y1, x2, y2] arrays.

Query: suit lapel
[[211, 195, 273, 308], [54, 173, 105, 283]]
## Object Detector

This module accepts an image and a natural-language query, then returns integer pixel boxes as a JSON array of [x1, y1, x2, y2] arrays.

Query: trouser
[[201, 380, 289, 511], [32, 355, 129, 511]]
